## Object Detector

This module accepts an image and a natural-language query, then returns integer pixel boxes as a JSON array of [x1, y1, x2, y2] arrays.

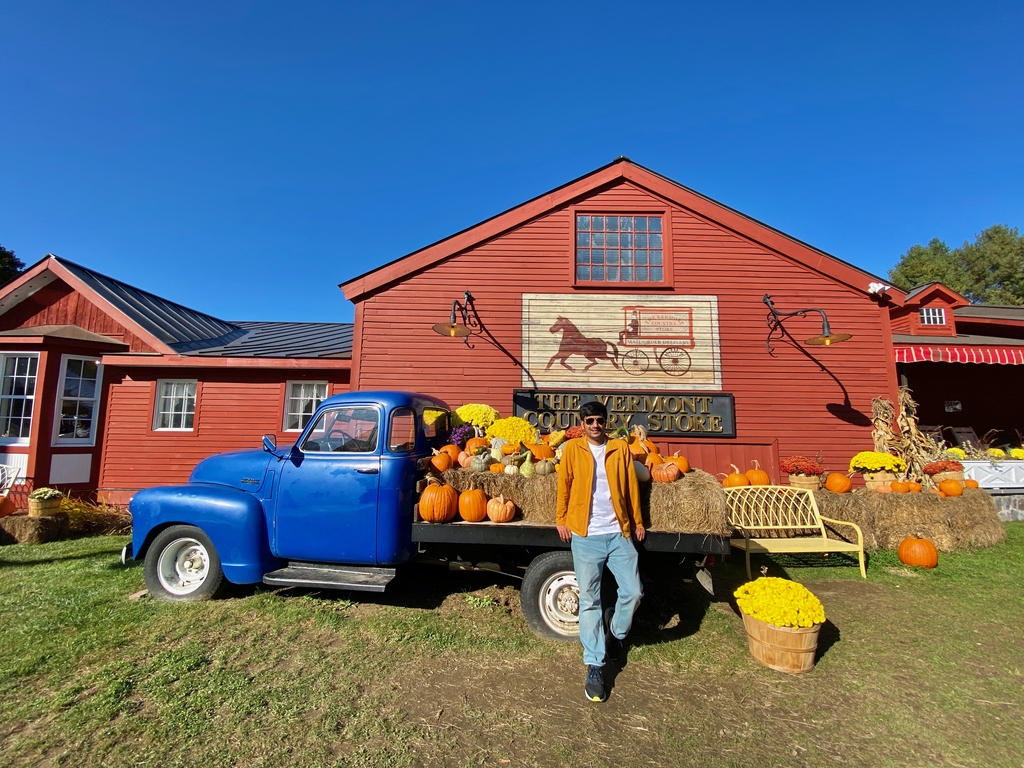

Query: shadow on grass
[[0, 549, 118, 568]]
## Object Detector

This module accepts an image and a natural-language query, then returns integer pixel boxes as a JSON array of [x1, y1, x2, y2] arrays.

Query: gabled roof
[[0, 255, 352, 360], [340, 157, 904, 304], [0, 324, 129, 347], [903, 281, 969, 307]]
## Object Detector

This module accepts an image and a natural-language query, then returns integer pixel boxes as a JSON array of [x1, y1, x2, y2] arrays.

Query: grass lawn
[[2, 525, 1023, 768]]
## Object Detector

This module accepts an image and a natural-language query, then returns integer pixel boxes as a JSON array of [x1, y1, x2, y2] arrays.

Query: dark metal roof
[[185, 322, 352, 358], [892, 333, 1024, 346], [955, 305, 1024, 321], [55, 256, 241, 346], [903, 282, 941, 302]]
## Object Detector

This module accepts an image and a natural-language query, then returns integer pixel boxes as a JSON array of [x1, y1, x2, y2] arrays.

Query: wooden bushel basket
[[28, 497, 62, 518], [787, 474, 821, 491], [742, 613, 821, 674]]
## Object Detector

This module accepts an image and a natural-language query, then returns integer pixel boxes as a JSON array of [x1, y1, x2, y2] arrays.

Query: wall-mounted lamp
[[763, 294, 852, 352], [432, 289, 475, 341]]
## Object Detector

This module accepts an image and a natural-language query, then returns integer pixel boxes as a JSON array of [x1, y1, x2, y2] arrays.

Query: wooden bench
[[724, 485, 866, 579]]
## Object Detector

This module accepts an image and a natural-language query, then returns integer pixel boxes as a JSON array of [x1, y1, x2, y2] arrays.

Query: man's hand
[[556, 524, 572, 543], [633, 525, 646, 542]]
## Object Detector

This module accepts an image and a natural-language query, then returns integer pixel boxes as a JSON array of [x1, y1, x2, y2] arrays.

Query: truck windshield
[[302, 406, 379, 453]]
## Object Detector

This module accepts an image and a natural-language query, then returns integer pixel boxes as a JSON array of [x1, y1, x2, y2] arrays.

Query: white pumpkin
[[633, 460, 651, 483]]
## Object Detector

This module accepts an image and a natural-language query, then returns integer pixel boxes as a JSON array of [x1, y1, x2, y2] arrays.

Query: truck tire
[[144, 525, 226, 602], [521, 551, 580, 642]]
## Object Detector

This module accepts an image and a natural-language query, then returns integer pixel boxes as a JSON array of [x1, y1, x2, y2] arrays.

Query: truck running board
[[263, 563, 397, 593]]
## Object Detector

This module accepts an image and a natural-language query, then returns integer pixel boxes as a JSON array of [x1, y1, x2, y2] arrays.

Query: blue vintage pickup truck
[[128, 390, 728, 639]]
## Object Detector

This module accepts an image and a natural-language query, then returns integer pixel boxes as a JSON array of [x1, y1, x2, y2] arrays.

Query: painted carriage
[[618, 306, 694, 376]]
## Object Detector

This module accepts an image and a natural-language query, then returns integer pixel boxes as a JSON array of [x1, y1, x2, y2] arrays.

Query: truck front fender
[[130, 484, 281, 585]]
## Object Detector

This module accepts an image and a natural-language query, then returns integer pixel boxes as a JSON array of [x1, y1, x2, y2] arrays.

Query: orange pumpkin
[[744, 460, 770, 486], [890, 480, 911, 493], [524, 443, 555, 461], [458, 489, 488, 522], [0, 496, 15, 519], [419, 480, 458, 523], [439, 444, 462, 463], [722, 464, 749, 488], [489, 462, 505, 474], [457, 451, 473, 468], [645, 452, 664, 469], [465, 437, 490, 454], [898, 537, 938, 568], [651, 462, 681, 483], [663, 452, 690, 474], [430, 450, 454, 473], [627, 425, 660, 457], [875, 484, 893, 494], [486, 494, 516, 523], [931, 488, 946, 498], [908, 481, 922, 493], [938, 479, 963, 497], [824, 472, 852, 494], [501, 442, 518, 456], [964, 479, 979, 489]]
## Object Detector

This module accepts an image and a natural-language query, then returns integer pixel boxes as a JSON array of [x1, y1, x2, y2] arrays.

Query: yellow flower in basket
[[849, 451, 906, 474], [734, 577, 825, 629]]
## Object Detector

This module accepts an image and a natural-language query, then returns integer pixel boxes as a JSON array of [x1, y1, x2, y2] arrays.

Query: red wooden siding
[[353, 179, 896, 480], [0, 280, 158, 352], [97, 368, 350, 503]]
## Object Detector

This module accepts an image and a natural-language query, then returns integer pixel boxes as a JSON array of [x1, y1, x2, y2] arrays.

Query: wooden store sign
[[513, 389, 736, 438]]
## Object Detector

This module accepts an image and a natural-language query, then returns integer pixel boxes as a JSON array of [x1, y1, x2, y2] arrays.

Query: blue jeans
[[571, 533, 643, 667]]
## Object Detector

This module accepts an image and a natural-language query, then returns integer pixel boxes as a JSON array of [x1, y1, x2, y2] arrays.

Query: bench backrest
[[724, 485, 827, 537]]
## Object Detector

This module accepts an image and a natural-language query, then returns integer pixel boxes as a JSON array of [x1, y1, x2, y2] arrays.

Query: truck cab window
[[420, 407, 448, 439], [302, 407, 379, 453], [388, 407, 416, 452]]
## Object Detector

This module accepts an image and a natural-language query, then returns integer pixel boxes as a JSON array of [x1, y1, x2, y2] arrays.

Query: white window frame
[[52, 355, 104, 446], [0, 352, 40, 446], [284, 380, 328, 432], [153, 379, 198, 431], [919, 307, 946, 325]]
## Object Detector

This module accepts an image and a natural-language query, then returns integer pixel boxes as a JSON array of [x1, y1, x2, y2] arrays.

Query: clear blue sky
[[2, 1, 1021, 323]]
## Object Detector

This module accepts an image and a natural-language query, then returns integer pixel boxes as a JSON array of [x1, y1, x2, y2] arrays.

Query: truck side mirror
[[262, 434, 277, 453]]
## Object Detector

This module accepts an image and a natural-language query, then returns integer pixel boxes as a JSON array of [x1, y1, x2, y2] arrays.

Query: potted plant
[[849, 451, 907, 490], [734, 577, 826, 674], [922, 459, 965, 485], [779, 456, 824, 490], [28, 487, 63, 517]]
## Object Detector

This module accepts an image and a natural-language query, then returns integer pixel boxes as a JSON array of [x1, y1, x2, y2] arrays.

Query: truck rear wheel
[[521, 551, 580, 642], [144, 525, 226, 602]]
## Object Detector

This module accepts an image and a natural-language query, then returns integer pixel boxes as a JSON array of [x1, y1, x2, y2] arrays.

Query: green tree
[[0, 245, 26, 286], [889, 225, 1024, 306]]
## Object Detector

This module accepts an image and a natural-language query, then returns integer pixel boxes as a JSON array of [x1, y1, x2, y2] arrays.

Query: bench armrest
[[819, 515, 864, 549]]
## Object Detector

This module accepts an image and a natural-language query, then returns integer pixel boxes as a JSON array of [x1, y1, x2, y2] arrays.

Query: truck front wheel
[[521, 551, 580, 642], [144, 525, 226, 602]]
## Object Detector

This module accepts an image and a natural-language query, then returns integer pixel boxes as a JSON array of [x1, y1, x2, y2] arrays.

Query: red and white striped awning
[[895, 345, 1024, 364]]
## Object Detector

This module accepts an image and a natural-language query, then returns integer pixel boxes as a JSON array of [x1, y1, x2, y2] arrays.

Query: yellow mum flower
[[734, 577, 825, 629]]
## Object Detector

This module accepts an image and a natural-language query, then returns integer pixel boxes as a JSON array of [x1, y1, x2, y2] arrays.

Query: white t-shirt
[[586, 441, 622, 536]]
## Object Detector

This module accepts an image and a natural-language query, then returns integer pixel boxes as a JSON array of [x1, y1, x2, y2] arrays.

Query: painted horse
[[546, 316, 621, 373]]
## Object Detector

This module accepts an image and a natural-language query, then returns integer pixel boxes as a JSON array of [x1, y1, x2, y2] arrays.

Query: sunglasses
[[583, 417, 606, 426]]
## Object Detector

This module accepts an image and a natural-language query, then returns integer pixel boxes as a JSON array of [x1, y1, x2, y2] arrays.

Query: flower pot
[[861, 471, 896, 491], [930, 470, 965, 485], [742, 613, 821, 674], [787, 474, 821, 491], [28, 497, 62, 517]]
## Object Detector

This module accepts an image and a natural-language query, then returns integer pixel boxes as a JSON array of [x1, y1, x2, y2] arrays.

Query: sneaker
[[584, 665, 607, 702]]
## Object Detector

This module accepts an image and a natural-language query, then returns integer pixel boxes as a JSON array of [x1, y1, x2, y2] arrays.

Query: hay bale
[[646, 469, 731, 535], [865, 491, 956, 552], [946, 489, 1007, 549], [814, 489, 879, 551], [0, 512, 70, 544], [440, 467, 731, 534]]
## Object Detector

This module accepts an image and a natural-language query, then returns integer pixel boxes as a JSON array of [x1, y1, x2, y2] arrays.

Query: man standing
[[556, 401, 645, 702]]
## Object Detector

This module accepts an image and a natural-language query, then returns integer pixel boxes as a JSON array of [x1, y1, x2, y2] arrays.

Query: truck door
[[273, 404, 381, 564]]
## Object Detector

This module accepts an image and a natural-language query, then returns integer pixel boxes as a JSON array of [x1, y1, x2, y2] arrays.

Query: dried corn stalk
[[871, 397, 898, 453], [870, 387, 944, 480]]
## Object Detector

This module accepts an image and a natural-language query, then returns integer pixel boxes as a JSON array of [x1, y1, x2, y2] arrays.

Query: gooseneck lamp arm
[[763, 294, 852, 352], [431, 289, 475, 342]]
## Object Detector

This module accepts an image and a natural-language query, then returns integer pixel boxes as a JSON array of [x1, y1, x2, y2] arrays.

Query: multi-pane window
[[919, 307, 946, 325], [285, 381, 328, 431], [0, 354, 38, 443], [54, 356, 101, 444], [576, 215, 664, 283], [154, 380, 197, 430]]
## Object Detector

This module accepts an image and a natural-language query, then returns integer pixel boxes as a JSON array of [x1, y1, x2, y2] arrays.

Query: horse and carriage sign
[[521, 294, 722, 390]]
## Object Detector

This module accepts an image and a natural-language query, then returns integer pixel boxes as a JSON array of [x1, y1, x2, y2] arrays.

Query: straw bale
[[440, 467, 731, 534], [945, 489, 1007, 549], [814, 489, 879, 552], [864, 491, 956, 552]]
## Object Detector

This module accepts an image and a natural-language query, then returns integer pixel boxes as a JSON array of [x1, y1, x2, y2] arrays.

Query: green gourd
[[520, 450, 535, 478], [535, 459, 556, 476], [470, 453, 493, 473]]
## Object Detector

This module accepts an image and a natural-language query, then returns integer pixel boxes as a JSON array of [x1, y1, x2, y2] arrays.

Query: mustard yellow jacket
[[555, 438, 643, 537]]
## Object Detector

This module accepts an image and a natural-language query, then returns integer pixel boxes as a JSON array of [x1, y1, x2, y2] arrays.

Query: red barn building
[[0, 256, 352, 505], [342, 158, 904, 482]]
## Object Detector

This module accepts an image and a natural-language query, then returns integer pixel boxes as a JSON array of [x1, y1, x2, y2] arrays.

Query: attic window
[[576, 215, 664, 283], [919, 308, 946, 326]]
